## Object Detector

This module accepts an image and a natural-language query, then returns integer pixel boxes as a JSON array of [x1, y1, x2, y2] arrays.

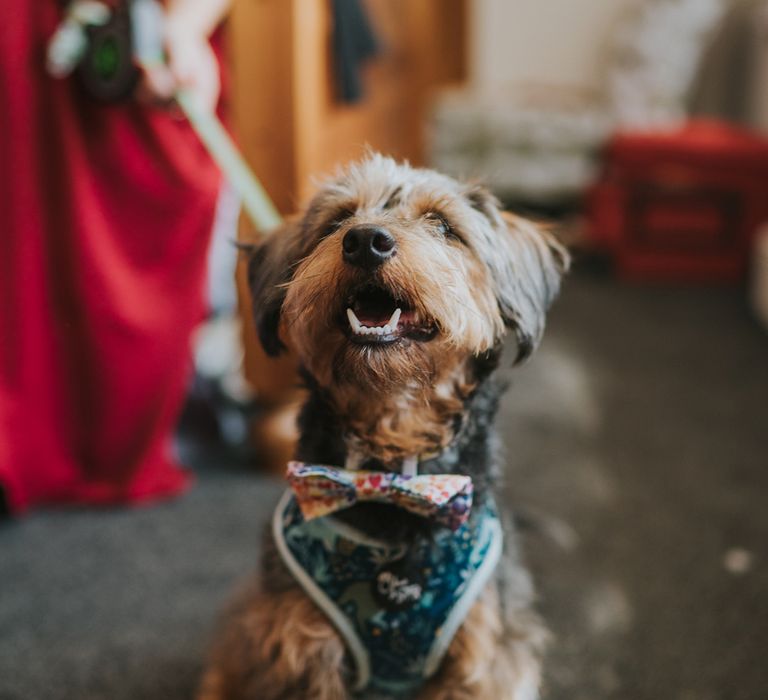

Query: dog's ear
[[246, 220, 305, 356], [492, 211, 570, 363]]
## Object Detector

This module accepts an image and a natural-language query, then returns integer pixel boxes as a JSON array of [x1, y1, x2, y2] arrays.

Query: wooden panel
[[292, 0, 468, 202], [230, 0, 467, 210], [228, 0, 298, 215], [292, 0, 414, 202]]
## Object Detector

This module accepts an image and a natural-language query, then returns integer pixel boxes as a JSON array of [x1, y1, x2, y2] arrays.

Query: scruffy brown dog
[[198, 155, 568, 700]]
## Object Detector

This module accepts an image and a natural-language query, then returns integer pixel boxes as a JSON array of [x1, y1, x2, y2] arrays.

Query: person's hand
[[138, 14, 220, 113]]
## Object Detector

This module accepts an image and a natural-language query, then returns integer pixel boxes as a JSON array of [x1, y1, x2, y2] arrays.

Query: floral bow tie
[[287, 462, 473, 531]]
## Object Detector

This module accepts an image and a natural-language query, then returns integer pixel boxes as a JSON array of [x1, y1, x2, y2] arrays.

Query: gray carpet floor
[[2, 273, 767, 700]]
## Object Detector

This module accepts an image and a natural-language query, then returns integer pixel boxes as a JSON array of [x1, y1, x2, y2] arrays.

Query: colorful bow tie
[[287, 462, 473, 531]]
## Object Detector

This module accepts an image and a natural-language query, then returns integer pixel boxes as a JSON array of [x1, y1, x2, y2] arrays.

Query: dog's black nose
[[342, 226, 396, 269]]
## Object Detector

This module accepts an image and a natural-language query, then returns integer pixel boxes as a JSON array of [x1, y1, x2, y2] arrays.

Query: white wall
[[470, 0, 636, 96]]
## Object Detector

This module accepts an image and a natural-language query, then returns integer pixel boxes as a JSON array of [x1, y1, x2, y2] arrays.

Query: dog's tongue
[[353, 296, 396, 326], [355, 307, 415, 328], [356, 310, 391, 326]]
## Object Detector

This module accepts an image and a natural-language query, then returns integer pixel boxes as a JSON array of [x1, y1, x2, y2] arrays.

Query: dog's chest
[[273, 493, 503, 696]]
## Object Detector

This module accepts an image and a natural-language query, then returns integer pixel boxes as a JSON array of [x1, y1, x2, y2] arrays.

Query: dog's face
[[249, 155, 567, 393]]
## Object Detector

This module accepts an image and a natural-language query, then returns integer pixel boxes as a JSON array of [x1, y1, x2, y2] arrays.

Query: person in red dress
[[0, 0, 230, 515]]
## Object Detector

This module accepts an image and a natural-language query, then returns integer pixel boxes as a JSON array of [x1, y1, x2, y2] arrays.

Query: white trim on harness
[[272, 489, 371, 691], [423, 514, 504, 676]]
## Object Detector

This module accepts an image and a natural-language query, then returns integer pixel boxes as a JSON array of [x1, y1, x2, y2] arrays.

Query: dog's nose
[[342, 226, 396, 269]]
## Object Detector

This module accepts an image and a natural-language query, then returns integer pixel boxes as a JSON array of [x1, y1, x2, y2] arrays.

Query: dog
[[197, 154, 568, 700]]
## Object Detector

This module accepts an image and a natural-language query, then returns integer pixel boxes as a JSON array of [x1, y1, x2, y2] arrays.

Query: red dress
[[0, 3, 221, 513]]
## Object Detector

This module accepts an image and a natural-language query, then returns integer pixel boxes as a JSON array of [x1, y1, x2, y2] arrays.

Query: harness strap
[[273, 490, 503, 695]]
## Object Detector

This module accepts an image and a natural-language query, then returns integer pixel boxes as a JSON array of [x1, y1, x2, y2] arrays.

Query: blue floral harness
[[273, 490, 503, 698]]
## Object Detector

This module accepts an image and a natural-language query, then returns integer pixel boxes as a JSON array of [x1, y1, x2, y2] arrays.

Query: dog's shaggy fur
[[198, 155, 568, 699]]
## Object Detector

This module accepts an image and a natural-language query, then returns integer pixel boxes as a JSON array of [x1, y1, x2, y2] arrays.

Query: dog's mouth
[[342, 284, 437, 345]]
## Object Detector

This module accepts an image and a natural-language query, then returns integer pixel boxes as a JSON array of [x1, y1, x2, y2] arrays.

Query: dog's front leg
[[418, 586, 545, 700], [197, 588, 350, 700]]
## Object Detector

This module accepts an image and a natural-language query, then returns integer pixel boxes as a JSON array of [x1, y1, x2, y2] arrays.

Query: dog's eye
[[320, 208, 354, 238], [425, 212, 463, 243]]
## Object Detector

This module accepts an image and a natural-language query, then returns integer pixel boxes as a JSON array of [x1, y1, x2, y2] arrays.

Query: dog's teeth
[[349, 308, 400, 338], [347, 308, 362, 333]]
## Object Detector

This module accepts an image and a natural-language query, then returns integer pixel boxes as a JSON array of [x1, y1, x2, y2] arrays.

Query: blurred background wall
[[471, 0, 634, 96]]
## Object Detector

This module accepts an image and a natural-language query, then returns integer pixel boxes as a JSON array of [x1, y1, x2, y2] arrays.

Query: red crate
[[587, 121, 768, 282]]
